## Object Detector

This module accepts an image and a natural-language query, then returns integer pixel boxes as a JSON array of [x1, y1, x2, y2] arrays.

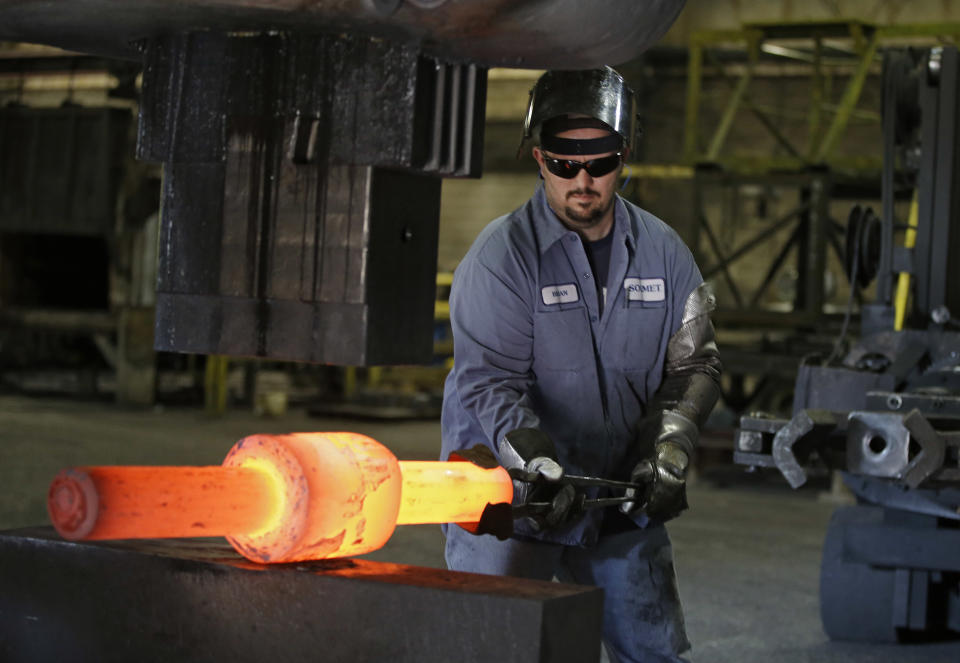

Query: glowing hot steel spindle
[[47, 433, 512, 563]]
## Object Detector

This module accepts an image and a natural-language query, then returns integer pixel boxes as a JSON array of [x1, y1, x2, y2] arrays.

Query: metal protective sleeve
[[653, 283, 722, 430], [633, 283, 722, 460]]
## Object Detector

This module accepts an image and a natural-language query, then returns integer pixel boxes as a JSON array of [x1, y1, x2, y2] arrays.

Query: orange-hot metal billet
[[47, 465, 276, 541], [47, 433, 513, 564], [222, 432, 403, 563], [396, 461, 512, 525]]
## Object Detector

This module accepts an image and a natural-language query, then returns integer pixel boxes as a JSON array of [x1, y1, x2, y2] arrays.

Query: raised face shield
[[520, 66, 640, 156]]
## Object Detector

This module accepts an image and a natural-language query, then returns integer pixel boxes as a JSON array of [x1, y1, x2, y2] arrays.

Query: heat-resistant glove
[[499, 427, 576, 530], [621, 410, 695, 522], [620, 283, 722, 522]]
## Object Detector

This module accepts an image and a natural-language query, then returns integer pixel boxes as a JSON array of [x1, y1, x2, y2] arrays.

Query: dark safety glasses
[[542, 153, 622, 179]]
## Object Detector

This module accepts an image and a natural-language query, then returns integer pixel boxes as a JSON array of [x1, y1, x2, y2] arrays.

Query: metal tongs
[[450, 445, 655, 539], [507, 468, 654, 519]]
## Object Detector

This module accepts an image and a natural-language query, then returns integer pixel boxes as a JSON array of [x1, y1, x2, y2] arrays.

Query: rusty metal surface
[[137, 32, 485, 173], [0, 0, 684, 68], [143, 32, 450, 364], [0, 526, 604, 663], [153, 163, 442, 364]]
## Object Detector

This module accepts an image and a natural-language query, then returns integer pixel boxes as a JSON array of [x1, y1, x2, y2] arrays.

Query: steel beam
[[705, 46, 755, 162], [702, 204, 805, 281], [813, 31, 879, 162], [683, 38, 703, 163]]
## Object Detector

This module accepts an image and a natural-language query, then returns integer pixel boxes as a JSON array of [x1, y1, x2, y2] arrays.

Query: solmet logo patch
[[623, 277, 666, 302], [541, 284, 579, 305]]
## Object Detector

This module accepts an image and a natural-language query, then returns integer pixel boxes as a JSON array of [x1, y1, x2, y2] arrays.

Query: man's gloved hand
[[499, 428, 576, 530], [532, 481, 577, 530], [620, 410, 697, 522], [524, 455, 564, 482], [621, 441, 689, 522]]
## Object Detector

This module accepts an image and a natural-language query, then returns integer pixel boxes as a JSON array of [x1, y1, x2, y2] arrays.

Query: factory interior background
[[2, 1, 960, 661]]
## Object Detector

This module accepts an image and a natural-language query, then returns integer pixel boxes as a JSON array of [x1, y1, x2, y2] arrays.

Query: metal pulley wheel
[[845, 205, 883, 289]]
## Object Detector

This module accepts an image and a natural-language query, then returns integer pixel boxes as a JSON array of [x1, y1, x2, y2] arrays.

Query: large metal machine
[[0, 0, 685, 366], [735, 46, 960, 642]]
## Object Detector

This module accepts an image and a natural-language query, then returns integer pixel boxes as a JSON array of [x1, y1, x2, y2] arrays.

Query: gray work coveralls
[[441, 185, 703, 663]]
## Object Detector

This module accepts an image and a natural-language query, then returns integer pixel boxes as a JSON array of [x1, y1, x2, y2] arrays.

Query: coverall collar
[[533, 183, 636, 255]]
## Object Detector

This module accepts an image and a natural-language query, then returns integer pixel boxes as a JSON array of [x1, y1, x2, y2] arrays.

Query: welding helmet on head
[[520, 66, 640, 156]]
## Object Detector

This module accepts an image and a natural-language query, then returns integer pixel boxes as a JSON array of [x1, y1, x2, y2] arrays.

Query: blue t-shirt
[[585, 231, 614, 315]]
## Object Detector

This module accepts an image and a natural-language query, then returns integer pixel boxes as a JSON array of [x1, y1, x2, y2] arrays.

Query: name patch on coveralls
[[624, 277, 666, 302], [541, 284, 579, 305]]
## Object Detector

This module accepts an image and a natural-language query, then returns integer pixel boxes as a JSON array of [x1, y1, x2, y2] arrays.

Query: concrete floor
[[2, 394, 959, 662]]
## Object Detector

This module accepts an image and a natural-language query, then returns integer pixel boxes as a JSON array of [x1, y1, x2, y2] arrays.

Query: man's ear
[[532, 146, 546, 179]]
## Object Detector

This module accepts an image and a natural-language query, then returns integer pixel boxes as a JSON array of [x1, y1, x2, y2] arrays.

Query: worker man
[[440, 66, 721, 663]]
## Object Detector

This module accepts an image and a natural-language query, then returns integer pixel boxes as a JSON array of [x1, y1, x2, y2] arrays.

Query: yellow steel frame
[[684, 20, 960, 171]]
